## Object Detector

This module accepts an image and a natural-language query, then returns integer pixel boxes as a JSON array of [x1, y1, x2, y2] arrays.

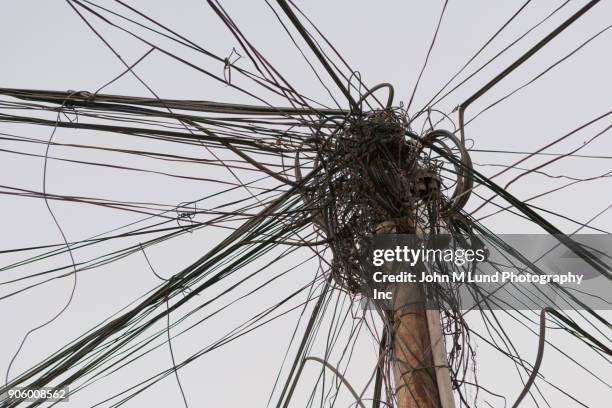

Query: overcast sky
[[1, 1, 611, 407]]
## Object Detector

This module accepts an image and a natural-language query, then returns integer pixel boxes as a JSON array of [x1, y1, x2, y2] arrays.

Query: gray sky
[[1, 1, 611, 407]]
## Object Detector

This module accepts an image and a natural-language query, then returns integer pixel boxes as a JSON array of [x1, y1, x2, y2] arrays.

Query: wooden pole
[[391, 283, 441, 408], [426, 309, 456, 408], [375, 223, 455, 408]]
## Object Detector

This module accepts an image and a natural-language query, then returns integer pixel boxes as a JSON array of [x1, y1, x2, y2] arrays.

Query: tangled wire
[[300, 106, 473, 296]]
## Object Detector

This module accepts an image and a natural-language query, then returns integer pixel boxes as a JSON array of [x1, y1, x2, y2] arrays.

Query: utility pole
[[426, 308, 456, 408], [391, 282, 442, 407], [376, 222, 456, 408], [387, 263, 456, 408]]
